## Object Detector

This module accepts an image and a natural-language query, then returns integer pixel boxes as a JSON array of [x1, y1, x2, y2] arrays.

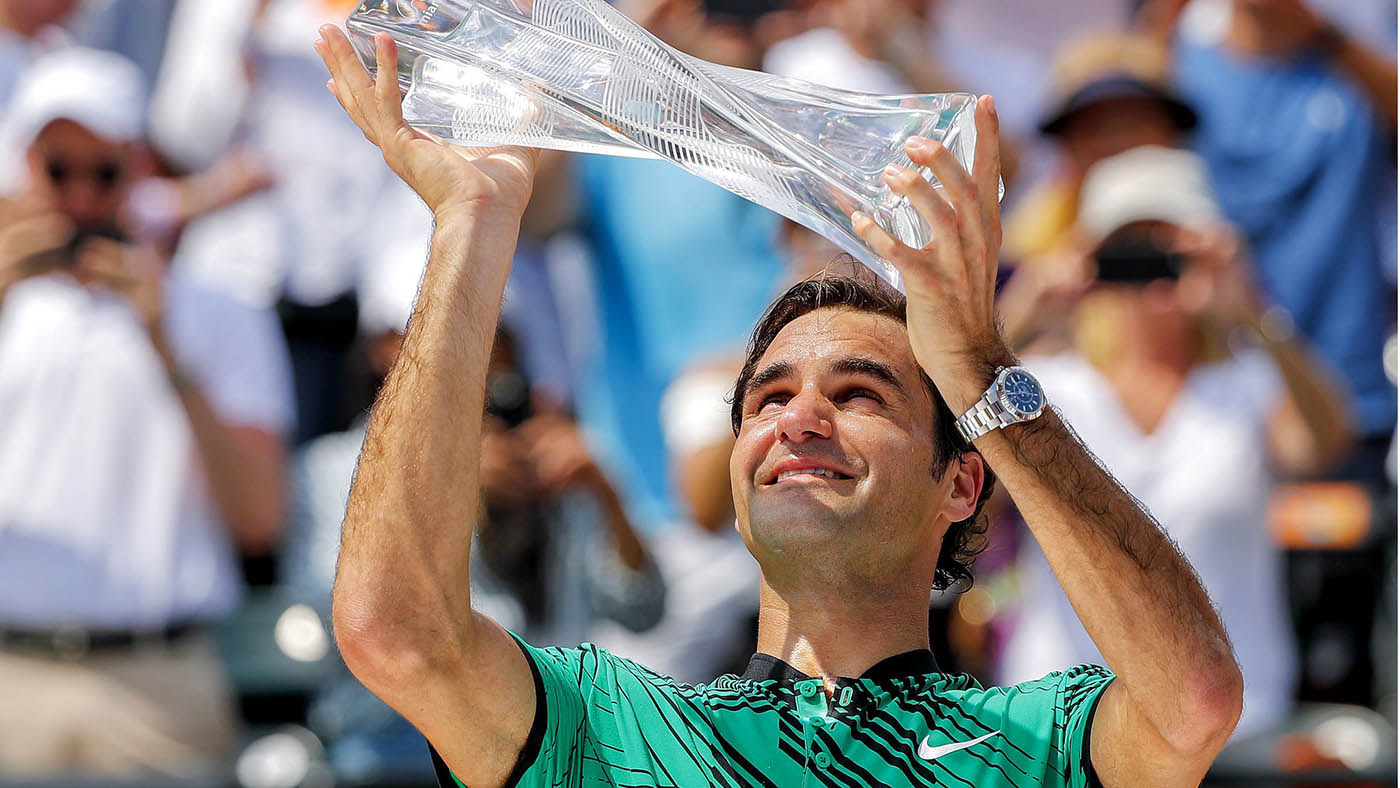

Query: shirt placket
[[794, 678, 835, 785]]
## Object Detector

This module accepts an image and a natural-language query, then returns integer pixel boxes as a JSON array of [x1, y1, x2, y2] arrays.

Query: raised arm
[[315, 27, 543, 788], [854, 97, 1242, 787]]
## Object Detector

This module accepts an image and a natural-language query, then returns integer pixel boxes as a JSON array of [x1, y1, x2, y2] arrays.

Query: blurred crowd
[[0, 0, 1394, 785]]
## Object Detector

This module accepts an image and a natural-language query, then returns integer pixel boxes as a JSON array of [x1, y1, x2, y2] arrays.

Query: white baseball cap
[[1077, 145, 1222, 243], [6, 46, 148, 149]]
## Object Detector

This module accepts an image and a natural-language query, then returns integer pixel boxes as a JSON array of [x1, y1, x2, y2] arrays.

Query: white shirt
[[1000, 351, 1297, 739], [155, 0, 403, 306], [0, 271, 293, 628]]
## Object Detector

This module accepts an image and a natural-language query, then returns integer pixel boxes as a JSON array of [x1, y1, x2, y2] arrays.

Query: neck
[[1225, 4, 1307, 57], [754, 571, 932, 685], [1114, 318, 1196, 374]]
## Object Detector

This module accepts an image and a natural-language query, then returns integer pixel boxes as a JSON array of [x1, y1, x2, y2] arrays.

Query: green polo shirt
[[431, 635, 1114, 788]]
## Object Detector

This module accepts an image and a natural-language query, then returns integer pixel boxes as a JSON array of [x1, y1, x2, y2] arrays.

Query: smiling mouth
[[767, 468, 854, 484]]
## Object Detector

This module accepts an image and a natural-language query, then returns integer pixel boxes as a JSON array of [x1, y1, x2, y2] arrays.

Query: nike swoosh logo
[[918, 730, 1002, 760]]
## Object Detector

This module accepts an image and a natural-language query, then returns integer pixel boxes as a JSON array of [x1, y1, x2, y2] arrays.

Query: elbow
[[330, 568, 473, 695], [1167, 651, 1245, 755], [331, 588, 440, 694]]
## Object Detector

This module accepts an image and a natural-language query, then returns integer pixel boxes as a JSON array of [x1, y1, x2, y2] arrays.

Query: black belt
[[0, 621, 201, 659]]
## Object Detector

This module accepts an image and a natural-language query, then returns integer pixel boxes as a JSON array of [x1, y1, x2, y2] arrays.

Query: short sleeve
[[431, 636, 684, 788], [170, 279, 295, 435], [969, 665, 1115, 788]]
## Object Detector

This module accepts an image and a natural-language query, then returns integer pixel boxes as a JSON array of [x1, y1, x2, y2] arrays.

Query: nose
[[59, 181, 105, 225], [774, 390, 833, 444]]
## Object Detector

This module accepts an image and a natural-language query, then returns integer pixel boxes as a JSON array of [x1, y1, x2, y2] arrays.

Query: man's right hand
[[0, 197, 72, 298], [314, 26, 539, 222]]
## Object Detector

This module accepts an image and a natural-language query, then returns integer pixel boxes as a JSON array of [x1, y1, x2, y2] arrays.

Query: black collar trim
[[741, 649, 939, 683]]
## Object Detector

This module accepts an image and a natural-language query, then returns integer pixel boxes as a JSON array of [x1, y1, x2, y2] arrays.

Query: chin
[[746, 498, 856, 556]]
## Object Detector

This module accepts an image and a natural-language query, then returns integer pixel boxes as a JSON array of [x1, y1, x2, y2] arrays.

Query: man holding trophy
[[316, 19, 1242, 788]]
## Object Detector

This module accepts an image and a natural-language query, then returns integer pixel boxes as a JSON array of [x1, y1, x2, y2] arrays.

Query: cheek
[[730, 423, 772, 485]]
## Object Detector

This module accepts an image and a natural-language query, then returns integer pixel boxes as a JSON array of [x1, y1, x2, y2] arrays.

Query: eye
[[755, 392, 790, 412], [838, 387, 883, 405]]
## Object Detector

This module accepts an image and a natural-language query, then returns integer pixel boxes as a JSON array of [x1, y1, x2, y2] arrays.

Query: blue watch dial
[[1002, 369, 1044, 416]]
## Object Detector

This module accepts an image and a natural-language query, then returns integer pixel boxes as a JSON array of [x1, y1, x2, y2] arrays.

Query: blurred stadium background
[[0, 0, 1394, 786]]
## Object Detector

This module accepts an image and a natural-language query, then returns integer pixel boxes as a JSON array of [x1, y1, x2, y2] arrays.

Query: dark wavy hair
[[729, 265, 995, 591]]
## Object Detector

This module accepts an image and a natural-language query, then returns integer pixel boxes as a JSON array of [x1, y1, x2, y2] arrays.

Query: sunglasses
[[43, 159, 124, 191]]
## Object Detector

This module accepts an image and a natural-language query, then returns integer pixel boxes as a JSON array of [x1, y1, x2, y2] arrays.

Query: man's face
[[1059, 98, 1178, 175], [26, 119, 134, 233], [730, 309, 957, 579]]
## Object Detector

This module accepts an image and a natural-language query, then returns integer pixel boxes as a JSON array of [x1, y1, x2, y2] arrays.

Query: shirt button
[[813, 752, 832, 768], [808, 716, 827, 728], [798, 681, 818, 698]]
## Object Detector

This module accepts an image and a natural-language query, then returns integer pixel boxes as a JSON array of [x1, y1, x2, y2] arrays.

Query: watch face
[[1001, 369, 1044, 417]]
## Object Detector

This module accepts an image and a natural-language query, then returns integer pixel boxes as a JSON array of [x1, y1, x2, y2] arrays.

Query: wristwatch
[[955, 366, 1046, 442]]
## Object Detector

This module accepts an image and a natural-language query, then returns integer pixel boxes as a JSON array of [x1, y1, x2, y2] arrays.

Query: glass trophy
[[346, 0, 993, 289]]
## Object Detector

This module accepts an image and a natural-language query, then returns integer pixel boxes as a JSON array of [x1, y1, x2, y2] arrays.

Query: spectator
[[764, 0, 954, 95], [286, 244, 665, 778], [0, 48, 293, 776], [1170, 0, 1395, 453], [1168, 0, 1397, 707], [761, 0, 1021, 185], [998, 144, 1353, 739], [999, 32, 1197, 268], [925, 0, 1135, 192], [153, 0, 410, 441]]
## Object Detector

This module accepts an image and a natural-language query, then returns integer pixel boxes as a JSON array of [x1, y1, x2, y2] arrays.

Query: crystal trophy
[[346, 0, 992, 289]]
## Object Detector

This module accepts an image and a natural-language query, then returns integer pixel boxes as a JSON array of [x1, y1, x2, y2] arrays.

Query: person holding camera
[[0, 47, 292, 776], [998, 144, 1353, 740]]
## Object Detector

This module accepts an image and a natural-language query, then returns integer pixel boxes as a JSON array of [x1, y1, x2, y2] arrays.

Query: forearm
[[594, 482, 646, 572], [945, 359, 1240, 747], [333, 209, 520, 662], [989, 411, 1238, 740], [1246, 312, 1354, 467], [153, 332, 286, 553], [1328, 30, 1397, 128]]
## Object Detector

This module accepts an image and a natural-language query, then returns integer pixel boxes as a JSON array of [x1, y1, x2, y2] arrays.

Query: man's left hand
[[851, 95, 1011, 413]]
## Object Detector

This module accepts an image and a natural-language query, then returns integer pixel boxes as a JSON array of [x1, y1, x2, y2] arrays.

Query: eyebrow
[[742, 356, 910, 405], [743, 361, 796, 402], [831, 357, 909, 399]]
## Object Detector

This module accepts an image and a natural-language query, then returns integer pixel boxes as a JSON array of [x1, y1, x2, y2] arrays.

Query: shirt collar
[[741, 649, 939, 683]]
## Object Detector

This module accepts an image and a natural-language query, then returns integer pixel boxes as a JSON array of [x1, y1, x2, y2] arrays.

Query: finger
[[316, 47, 367, 136], [903, 139, 986, 270], [374, 33, 406, 129], [1, 214, 72, 262], [318, 25, 377, 134], [323, 76, 365, 135], [881, 164, 962, 265], [971, 95, 1002, 237], [851, 211, 929, 289], [77, 248, 139, 289], [0, 196, 40, 227]]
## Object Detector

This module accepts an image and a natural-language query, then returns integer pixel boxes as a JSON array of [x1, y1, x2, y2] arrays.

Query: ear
[[939, 452, 985, 524]]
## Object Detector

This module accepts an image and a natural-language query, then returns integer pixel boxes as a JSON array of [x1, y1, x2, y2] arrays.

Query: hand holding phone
[[0, 196, 74, 293]]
